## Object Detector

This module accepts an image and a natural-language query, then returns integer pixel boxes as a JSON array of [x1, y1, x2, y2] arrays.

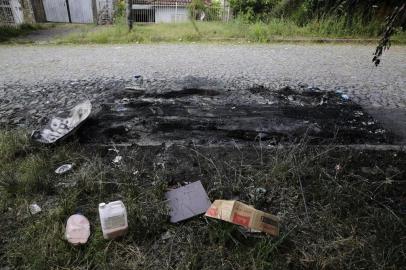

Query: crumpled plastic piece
[[55, 164, 74, 174], [29, 203, 41, 215], [32, 100, 92, 144]]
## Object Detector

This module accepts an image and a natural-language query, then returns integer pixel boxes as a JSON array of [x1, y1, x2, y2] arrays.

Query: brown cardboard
[[205, 200, 280, 236]]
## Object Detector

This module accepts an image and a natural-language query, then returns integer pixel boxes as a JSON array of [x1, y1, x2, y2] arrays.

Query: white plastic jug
[[98, 200, 128, 239]]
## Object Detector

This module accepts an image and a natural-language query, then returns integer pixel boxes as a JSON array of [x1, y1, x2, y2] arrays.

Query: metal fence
[[0, 0, 15, 26], [129, 0, 231, 24], [0, 0, 24, 26]]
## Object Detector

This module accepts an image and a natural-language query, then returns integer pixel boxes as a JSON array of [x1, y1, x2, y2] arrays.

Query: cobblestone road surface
[[0, 44, 405, 140]]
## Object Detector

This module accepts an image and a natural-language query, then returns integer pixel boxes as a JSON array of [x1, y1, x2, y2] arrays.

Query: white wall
[[155, 6, 188, 23]]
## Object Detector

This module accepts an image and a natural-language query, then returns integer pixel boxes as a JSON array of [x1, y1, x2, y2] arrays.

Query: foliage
[[230, 0, 279, 21], [230, 0, 406, 26], [373, 4, 405, 66], [188, 0, 223, 21], [115, 0, 127, 18]]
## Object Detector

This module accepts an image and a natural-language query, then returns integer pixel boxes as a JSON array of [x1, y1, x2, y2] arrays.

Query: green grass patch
[[0, 23, 50, 42], [56, 18, 406, 44], [0, 130, 405, 269]]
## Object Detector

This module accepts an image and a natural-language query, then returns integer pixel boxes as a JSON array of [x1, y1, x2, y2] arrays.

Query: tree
[[373, 4, 405, 66], [229, 0, 278, 21]]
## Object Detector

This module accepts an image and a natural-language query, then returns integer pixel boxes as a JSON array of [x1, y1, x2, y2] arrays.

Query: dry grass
[[0, 130, 405, 269]]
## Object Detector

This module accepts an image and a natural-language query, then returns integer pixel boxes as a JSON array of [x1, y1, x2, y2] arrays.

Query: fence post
[[175, 2, 178, 23], [126, 0, 133, 31]]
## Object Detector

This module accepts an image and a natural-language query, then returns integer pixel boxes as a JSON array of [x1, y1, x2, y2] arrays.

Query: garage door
[[68, 0, 94, 23], [43, 0, 69, 23], [43, 0, 94, 23]]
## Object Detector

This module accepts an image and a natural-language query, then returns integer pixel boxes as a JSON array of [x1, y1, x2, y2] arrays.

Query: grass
[[56, 18, 406, 45], [0, 23, 50, 42], [0, 129, 405, 269]]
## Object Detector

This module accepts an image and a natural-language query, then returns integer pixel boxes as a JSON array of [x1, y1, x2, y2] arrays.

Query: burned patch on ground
[[73, 78, 394, 145]]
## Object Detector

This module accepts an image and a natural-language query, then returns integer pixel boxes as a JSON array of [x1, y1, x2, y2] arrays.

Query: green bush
[[115, 0, 126, 19]]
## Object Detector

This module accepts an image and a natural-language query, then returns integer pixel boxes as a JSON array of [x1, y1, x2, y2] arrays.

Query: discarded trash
[[133, 75, 144, 87], [205, 200, 280, 236], [31, 100, 92, 144], [99, 200, 128, 239], [238, 227, 267, 239], [249, 187, 267, 201], [29, 203, 42, 215], [165, 181, 211, 223], [161, 231, 173, 240], [115, 104, 128, 112], [65, 214, 90, 245], [113, 156, 123, 163], [354, 111, 364, 117], [341, 94, 350, 100], [55, 164, 74, 174]]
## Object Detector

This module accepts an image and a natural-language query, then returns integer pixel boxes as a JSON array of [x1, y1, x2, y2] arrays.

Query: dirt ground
[[14, 24, 92, 44]]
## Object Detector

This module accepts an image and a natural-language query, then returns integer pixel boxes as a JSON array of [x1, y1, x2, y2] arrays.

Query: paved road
[[0, 44, 405, 140], [1, 44, 405, 107]]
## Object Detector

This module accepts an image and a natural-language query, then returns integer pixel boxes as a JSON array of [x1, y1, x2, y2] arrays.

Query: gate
[[68, 0, 94, 23], [0, 0, 23, 25], [129, 0, 232, 24], [43, 0, 69, 23], [43, 0, 94, 23]]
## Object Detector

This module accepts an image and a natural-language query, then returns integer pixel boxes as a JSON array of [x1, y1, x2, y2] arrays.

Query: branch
[[373, 4, 405, 66]]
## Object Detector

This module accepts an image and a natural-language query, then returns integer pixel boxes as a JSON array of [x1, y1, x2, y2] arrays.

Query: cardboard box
[[205, 200, 280, 236]]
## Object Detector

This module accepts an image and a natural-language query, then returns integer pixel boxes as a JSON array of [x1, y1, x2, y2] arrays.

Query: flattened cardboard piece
[[32, 100, 92, 144], [205, 200, 280, 236], [165, 181, 212, 223]]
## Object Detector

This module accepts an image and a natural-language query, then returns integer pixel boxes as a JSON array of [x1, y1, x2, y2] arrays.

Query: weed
[[0, 131, 405, 269], [55, 20, 406, 45]]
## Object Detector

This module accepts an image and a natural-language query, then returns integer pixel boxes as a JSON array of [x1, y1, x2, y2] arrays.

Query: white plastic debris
[[99, 200, 128, 240], [341, 94, 349, 100], [161, 231, 173, 240], [113, 156, 123, 163], [255, 187, 267, 194], [65, 214, 91, 245], [29, 203, 42, 215], [31, 100, 92, 144], [55, 164, 73, 174]]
